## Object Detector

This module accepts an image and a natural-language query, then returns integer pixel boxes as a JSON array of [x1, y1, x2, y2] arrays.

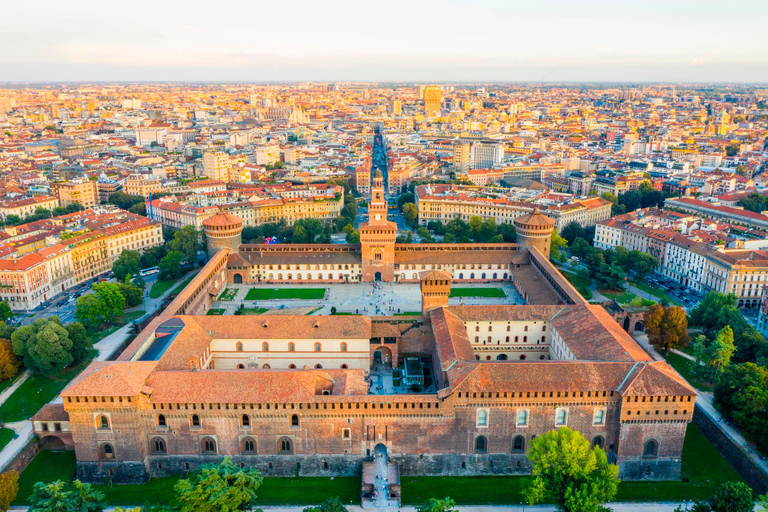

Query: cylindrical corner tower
[[514, 206, 556, 258], [202, 211, 244, 258]]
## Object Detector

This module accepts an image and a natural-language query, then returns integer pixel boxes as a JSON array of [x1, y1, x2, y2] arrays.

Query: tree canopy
[[28, 479, 105, 512], [11, 317, 74, 376], [173, 457, 263, 512], [112, 250, 141, 282], [644, 304, 689, 354]]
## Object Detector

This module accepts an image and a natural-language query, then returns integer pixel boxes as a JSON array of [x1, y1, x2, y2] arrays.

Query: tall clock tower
[[359, 170, 397, 282]]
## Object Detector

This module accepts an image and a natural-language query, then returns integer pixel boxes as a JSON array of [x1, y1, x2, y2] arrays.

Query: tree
[[416, 498, 458, 512], [119, 281, 144, 308], [108, 192, 145, 211], [713, 362, 768, 451], [167, 226, 203, 264], [757, 492, 768, 512], [644, 304, 690, 355], [0, 470, 18, 512], [402, 203, 418, 228], [584, 248, 605, 277], [523, 427, 619, 512], [174, 457, 263, 512], [140, 245, 167, 269], [695, 326, 735, 382], [159, 251, 184, 280], [689, 292, 748, 336], [0, 338, 20, 382], [112, 250, 141, 282], [416, 226, 434, 243], [708, 481, 754, 512], [11, 317, 73, 376], [397, 192, 415, 209], [594, 263, 626, 291], [28, 479, 105, 512], [560, 221, 586, 245], [550, 229, 568, 262], [128, 202, 147, 216], [75, 295, 105, 329], [627, 250, 658, 281], [497, 222, 516, 243], [93, 282, 126, 319], [569, 238, 591, 259], [303, 497, 349, 512], [66, 322, 91, 365], [345, 229, 360, 244], [0, 301, 12, 323], [737, 193, 767, 213]]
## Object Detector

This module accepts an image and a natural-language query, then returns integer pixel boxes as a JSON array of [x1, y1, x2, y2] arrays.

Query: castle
[[32, 171, 696, 487]]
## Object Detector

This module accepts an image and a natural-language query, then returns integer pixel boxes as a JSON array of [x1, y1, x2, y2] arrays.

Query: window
[[593, 409, 605, 425], [278, 437, 293, 454], [288, 342, 295, 352], [191, 414, 200, 428], [342, 429, 351, 439], [262, 364, 271, 369], [315, 342, 321, 352], [516, 410, 528, 426], [242, 438, 256, 454], [555, 409, 567, 426], [341, 364, 348, 369], [241, 414, 250, 427], [98, 416, 110, 430], [236, 342, 243, 352], [643, 439, 658, 458], [475, 436, 487, 453], [152, 437, 166, 454], [340, 342, 347, 352], [315, 364, 323, 369], [477, 410, 488, 426], [202, 437, 217, 454], [593, 436, 604, 449], [262, 342, 269, 352], [101, 444, 114, 460], [289, 364, 297, 369], [512, 435, 525, 452], [291, 414, 299, 427], [157, 414, 166, 427]]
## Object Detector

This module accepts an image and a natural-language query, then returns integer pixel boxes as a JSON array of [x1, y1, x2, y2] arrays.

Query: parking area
[[645, 273, 704, 310]]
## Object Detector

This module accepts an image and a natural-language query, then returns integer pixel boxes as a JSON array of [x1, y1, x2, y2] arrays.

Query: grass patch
[[599, 288, 641, 306], [561, 271, 593, 300], [0, 427, 15, 451], [630, 281, 684, 307], [394, 312, 422, 316], [403, 425, 741, 505], [258, 477, 361, 505], [0, 373, 20, 393], [664, 352, 713, 391], [245, 288, 326, 301], [206, 309, 226, 316], [97, 476, 181, 505], [305, 307, 323, 315], [13, 450, 77, 505], [237, 308, 269, 315], [331, 312, 359, 316], [449, 287, 506, 298], [0, 353, 95, 422], [149, 279, 176, 299], [218, 288, 238, 301], [120, 310, 146, 323], [169, 272, 200, 296]]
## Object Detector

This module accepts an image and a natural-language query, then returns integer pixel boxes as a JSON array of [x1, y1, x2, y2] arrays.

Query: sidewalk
[[0, 371, 30, 407]]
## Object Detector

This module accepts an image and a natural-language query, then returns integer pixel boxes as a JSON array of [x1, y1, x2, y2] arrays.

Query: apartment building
[[124, 174, 163, 198], [472, 141, 504, 169], [0, 196, 59, 221], [701, 248, 768, 309], [453, 140, 471, 172], [666, 197, 768, 231], [51, 179, 99, 208], [202, 151, 231, 181]]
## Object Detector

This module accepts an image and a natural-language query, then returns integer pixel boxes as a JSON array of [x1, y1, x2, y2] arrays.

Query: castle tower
[[359, 170, 398, 282], [514, 206, 556, 258], [420, 270, 452, 315], [202, 211, 243, 259]]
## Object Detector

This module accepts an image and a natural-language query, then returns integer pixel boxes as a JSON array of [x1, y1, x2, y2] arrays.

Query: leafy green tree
[[174, 457, 263, 512], [695, 326, 736, 382], [11, 317, 73, 376], [584, 248, 605, 277], [113, 250, 141, 282], [28, 479, 105, 512], [714, 362, 768, 450], [497, 222, 516, 242], [0, 301, 12, 323], [737, 193, 767, 213], [550, 229, 568, 262], [140, 245, 167, 269], [93, 282, 126, 318], [416, 226, 434, 243], [159, 251, 184, 280], [594, 263, 626, 291], [167, 226, 204, 264], [303, 496, 349, 512], [66, 322, 91, 365], [709, 481, 754, 512], [402, 203, 418, 228], [397, 192, 415, 209], [757, 492, 768, 511], [689, 292, 748, 336], [560, 221, 586, 245], [108, 192, 145, 211], [644, 304, 689, 355], [75, 295, 105, 329], [416, 497, 458, 512], [523, 427, 619, 512], [627, 250, 658, 281], [119, 282, 144, 308], [128, 202, 147, 216], [569, 238, 591, 259]]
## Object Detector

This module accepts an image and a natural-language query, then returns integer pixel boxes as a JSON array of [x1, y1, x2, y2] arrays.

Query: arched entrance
[[496, 354, 508, 360], [39, 436, 66, 451], [623, 316, 630, 331], [233, 273, 243, 284], [375, 272, 382, 281], [634, 321, 644, 332], [373, 346, 392, 366], [374, 443, 387, 461]]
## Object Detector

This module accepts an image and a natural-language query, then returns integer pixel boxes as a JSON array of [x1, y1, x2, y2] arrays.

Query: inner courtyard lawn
[[449, 287, 506, 298], [245, 288, 326, 300]]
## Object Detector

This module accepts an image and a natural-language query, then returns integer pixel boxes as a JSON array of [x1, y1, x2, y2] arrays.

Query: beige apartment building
[[202, 151, 231, 181], [453, 140, 471, 172], [701, 248, 768, 309], [51, 179, 99, 208], [0, 196, 59, 221], [124, 174, 163, 198]]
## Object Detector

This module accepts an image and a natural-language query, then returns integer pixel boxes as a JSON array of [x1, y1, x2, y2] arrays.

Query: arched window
[[643, 439, 658, 458], [288, 342, 295, 352], [262, 342, 269, 352], [241, 414, 250, 427], [594, 409, 605, 425], [242, 438, 256, 454], [523, 336, 527, 343], [279, 437, 293, 454], [98, 416, 110, 430], [541, 336, 546, 343], [318, 273, 323, 280], [328, 273, 333, 280], [341, 364, 348, 369], [477, 410, 487, 426], [512, 436, 525, 452], [201, 437, 217, 454], [315, 364, 323, 369], [237, 364, 245, 369], [291, 414, 299, 427], [307, 273, 313, 280], [505, 336, 510, 342], [288, 274, 292, 280], [297, 273, 302, 280], [519, 354, 526, 360], [314, 342, 321, 352], [340, 342, 347, 352], [278, 273, 283, 280], [289, 364, 297, 369], [593, 436, 604, 449], [262, 364, 271, 369], [555, 409, 567, 426], [487, 336, 492, 343], [101, 443, 114, 460], [342, 429, 351, 439], [157, 414, 166, 427], [152, 437, 166, 454], [236, 342, 243, 352], [191, 414, 200, 428], [475, 336, 479, 343], [515, 336, 519, 342], [517, 410, 528, 426], [475, 436, 487, 453]]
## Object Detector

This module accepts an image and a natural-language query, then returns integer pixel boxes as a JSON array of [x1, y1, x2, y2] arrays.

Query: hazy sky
[[2, 0, 767, 82]]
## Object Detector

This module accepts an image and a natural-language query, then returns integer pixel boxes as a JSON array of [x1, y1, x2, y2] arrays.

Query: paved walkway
[[0, 371, 30, 407], [0, 421, 32, 471]]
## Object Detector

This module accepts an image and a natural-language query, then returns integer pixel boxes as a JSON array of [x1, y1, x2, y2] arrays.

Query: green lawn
[[561, 270, 593, 300], [237, 308, 270, 315], [149, 279, 176, 299], [394, 312, 422, 316], [13, 450, 76, 505], [206, 309, 226, 315], [120, 310, 146, 323], [599, 288, 643, 306], [218, 288, 238, 301], [449, 287, 506, 298], [0, 351, 95, 422], [630, 281, 684, 307], [402, 425, 741, 505], [0, 427, 15, 451], [245, 288, 326, 301], [664, 352, 713, 391], [0, 373, 20, 393], [169, 272, 200, 296]]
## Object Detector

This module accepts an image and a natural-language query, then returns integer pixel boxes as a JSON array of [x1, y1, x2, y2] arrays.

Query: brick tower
[[360, 170, 397, 282], [202, 210, 243, 259], [514, 206, 556, 258], [420, 270, 452, 315]]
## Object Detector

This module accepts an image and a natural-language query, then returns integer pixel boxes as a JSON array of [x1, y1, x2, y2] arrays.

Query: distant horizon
[[1, 80, 768, 86]]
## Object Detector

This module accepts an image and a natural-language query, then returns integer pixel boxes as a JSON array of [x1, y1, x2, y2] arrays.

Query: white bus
[[139, 266, 160, 277]]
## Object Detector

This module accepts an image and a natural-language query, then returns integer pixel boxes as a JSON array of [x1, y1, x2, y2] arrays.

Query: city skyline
[[2, 0, 768, 82]]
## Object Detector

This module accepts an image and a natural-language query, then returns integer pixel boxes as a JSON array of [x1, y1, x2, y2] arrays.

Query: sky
[[2, 0, 767, 83]]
